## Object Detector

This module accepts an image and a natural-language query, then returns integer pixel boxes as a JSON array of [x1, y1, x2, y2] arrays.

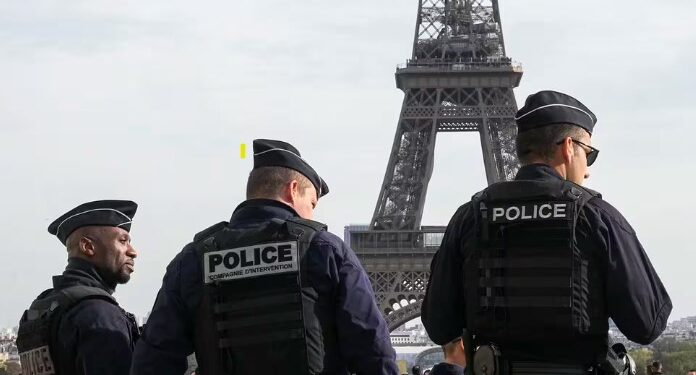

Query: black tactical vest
[[194, 217, 327, 375], [465, 179, 606, 355], [16, 286, 119, 375]]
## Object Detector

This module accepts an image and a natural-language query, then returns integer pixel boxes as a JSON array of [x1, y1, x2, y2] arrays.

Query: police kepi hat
[[515, 90, 597, 135], [48, 200, 138, 245], [252, 139, 329, 198]]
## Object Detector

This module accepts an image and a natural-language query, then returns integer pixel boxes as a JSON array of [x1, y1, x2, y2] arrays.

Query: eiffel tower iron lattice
[[348, 0, 523, 331]]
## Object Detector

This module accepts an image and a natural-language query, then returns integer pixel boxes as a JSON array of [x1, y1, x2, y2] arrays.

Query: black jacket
[[131, 199, 398, 375], [422, 164, 672, 362], [49, 258, 139, 375]]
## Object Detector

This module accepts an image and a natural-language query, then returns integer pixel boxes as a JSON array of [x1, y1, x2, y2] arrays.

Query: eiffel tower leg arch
[[368, 270, 430, 331]]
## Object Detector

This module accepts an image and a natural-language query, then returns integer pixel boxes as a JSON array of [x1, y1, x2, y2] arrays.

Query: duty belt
[[470, 344, 635, 375]]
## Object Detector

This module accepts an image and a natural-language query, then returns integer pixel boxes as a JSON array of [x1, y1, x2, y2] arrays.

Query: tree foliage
[[629, 338, 696, 375], [0, 360, 20, 375]]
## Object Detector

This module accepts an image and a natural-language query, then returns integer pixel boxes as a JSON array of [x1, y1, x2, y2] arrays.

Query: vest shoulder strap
[[475, 180, 600, 203], [563, 181, 600, 210], [193, 221, 229, 243], [284, 217, 327, 244], [57, 285, 116, 306], [24, 285, 116, 322]]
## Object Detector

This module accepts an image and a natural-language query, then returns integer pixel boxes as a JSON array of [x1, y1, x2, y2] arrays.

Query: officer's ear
[[558, 137, 575, 164], [287, 179, 302, 204], [79, 236, 97, 257]]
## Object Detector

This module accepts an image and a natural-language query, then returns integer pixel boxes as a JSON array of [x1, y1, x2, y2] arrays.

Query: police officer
[[131, 139, 399, 375], [430, 338, 466, 375], [17, 200, 141, 375], [421, 91, 672, 371]]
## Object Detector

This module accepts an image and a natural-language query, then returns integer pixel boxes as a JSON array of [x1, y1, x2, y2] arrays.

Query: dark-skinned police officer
[[422, 91, 672, 373], [131, 139, 399, 375], [17, 200, 141, 375]]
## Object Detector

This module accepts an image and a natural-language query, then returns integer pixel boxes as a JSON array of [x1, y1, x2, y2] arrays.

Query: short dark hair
[[515, 123, 587, 164], [246, 166, 312, 199]]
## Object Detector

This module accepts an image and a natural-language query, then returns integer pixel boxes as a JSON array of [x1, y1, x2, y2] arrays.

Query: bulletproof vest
[[465, 179, 605, 353], [16, 285, 117, 375], [194, 217, 327, 375]]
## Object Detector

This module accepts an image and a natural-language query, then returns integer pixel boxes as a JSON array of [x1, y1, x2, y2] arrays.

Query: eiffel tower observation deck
[[348, 0, 523, 331]]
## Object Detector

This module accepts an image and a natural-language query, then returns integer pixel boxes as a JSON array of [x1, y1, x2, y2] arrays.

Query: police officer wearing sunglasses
[[422, 91, 671, 373]]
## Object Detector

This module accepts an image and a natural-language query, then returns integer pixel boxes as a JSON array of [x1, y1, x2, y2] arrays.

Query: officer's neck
[[524, 159, 568, 180]]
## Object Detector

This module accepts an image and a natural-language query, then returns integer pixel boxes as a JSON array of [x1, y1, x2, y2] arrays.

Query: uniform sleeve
[[591, 199, 672, 344], [320, 237, 399, 375], [131, 246, 202, 375], [69, 301, 135, 375], [422, 203, 472, 345]]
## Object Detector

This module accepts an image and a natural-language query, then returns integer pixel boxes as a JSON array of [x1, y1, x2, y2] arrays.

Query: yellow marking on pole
[[240, 143, 246, 159]]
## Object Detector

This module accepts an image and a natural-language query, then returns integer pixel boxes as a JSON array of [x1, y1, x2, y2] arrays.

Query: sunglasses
[[555, 138, 599, 166]]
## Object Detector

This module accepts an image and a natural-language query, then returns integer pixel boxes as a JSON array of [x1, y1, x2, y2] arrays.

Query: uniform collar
[[515, 163, 564, 181], [229, 199, 299, 227], [52, 257, 116, 294]]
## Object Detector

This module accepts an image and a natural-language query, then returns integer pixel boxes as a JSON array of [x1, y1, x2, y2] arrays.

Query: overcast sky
[[1, 0, 694, 329]]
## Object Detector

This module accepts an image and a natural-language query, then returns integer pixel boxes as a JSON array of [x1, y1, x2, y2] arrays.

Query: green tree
[[661, 350, 696, 375], [650, 338, 696, 374], [6, 361, 20, 375]]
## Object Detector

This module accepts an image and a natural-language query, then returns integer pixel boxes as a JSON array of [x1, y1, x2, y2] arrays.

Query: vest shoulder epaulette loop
[[583, 186, 602, 199], [193, 221, 229, 243], [285, 217, 327, 233], [563, 181, 602, 204], [472, 189, 487, 202]]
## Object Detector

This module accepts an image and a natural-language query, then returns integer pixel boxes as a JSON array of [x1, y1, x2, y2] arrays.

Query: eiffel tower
[[346, 0, 523, 331]]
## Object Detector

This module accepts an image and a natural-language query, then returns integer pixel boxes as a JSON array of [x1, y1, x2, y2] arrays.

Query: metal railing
[[397, 57, 523, 72], [346, 226, 446, 254]]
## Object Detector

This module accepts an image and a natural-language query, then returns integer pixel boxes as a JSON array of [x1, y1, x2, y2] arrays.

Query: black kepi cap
[[48, 200, 138, 245], [253, 139, 329, 198], [515, 90, 597, 135]]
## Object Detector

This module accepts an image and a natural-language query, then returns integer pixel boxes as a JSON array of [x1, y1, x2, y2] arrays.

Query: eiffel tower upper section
[[348, 0, 522, 330], [370, 0, 523, 232]]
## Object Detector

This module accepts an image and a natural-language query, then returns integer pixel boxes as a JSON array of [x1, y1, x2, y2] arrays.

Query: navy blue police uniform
[[421, 91, 672, 368], [17, 200, 140, 375], [131, 139, 398, 375]]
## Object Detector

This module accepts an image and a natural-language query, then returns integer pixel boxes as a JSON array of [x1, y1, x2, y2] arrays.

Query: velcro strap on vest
[[479, 257, 571, 269], [216, 311, 302, 331], [479, 277, 571, 288], [480, 296, 572, 308], [214, 292, 300, 314], [219, 328, 305, 348]]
